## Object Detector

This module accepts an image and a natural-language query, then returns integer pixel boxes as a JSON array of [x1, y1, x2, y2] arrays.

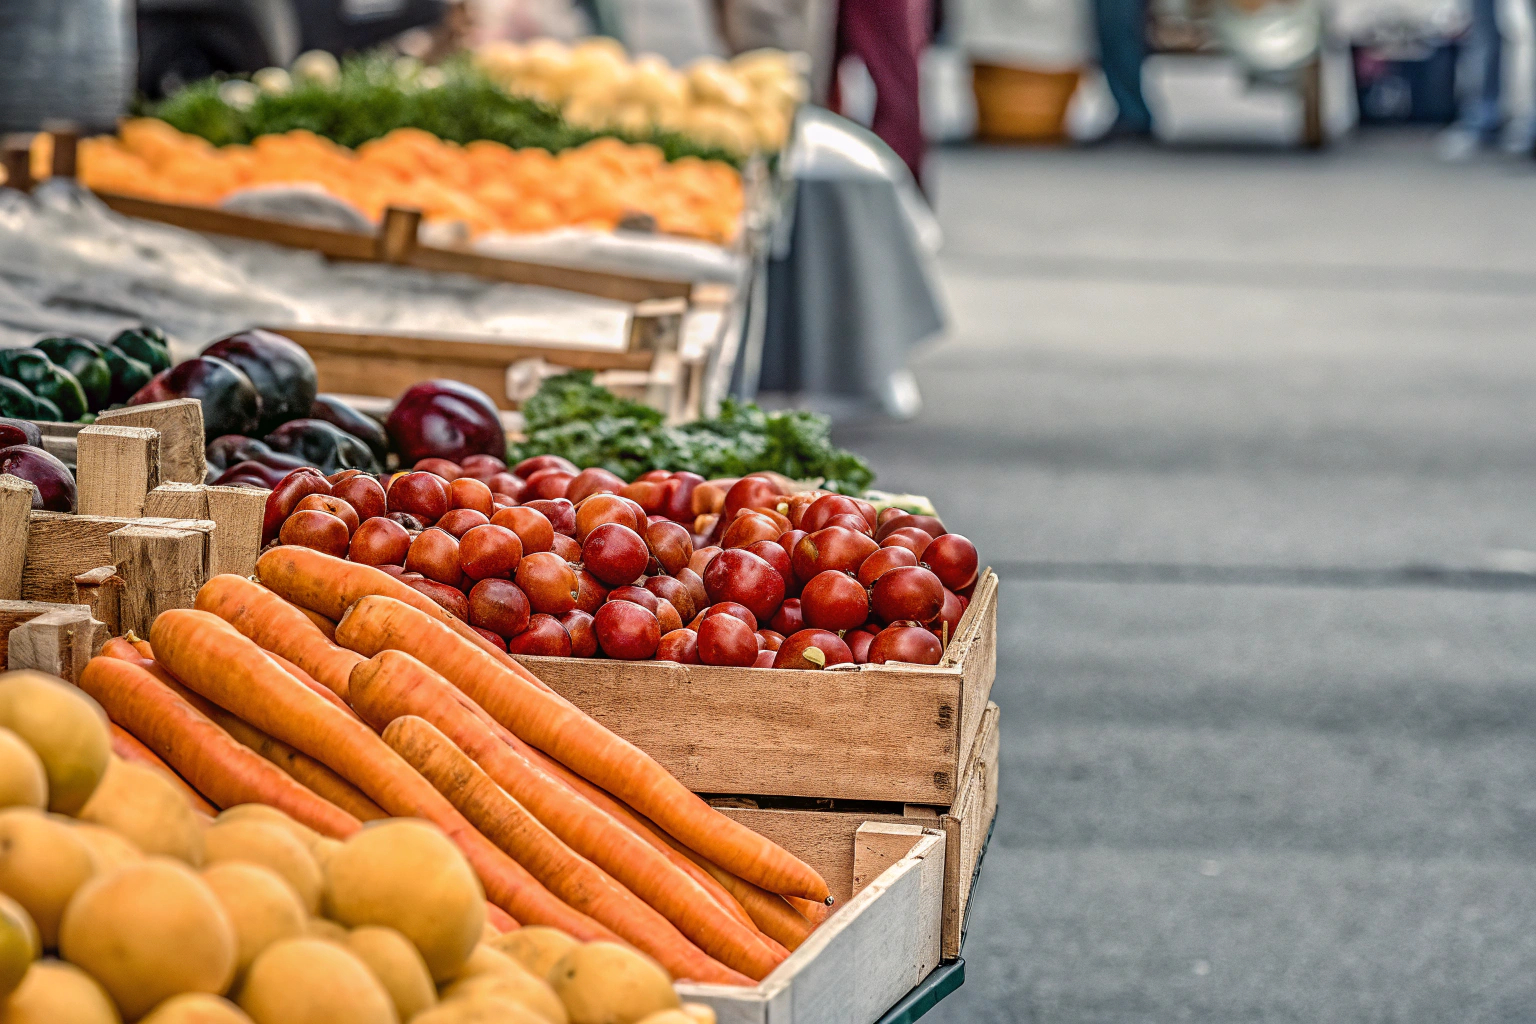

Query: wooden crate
[[715, 702, 1000, 961], [678, 824, 947, 1024], [271, 310, 689, 413], [7, 400, 268, 637], [523, 570, 998, 806]]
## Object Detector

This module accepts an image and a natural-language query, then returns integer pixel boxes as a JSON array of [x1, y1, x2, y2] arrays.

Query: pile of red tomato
[[263, 454, 982, 670]]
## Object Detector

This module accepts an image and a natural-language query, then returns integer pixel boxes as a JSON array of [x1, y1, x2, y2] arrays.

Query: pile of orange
[[77, 119, 744, 244]]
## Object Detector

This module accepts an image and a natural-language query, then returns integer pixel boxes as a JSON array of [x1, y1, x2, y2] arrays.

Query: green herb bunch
[[149, 53, 742, 166], [509, 371, 874, 494]]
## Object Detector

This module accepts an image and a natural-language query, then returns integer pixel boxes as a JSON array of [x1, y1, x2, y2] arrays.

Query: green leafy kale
[[149, 54, 743, 166], [509, 372, 874, 493]]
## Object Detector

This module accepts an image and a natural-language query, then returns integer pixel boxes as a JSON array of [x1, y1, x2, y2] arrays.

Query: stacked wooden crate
[[0, 398, 268, 681], [519, 570, 1002, 1022]]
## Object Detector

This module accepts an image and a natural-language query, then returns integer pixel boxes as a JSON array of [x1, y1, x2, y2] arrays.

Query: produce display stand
[[671, 708, 997, 1024], [13, 130, 759, 421]]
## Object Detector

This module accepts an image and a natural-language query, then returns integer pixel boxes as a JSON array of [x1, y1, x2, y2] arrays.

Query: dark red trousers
[[834, 0, 930, 187]]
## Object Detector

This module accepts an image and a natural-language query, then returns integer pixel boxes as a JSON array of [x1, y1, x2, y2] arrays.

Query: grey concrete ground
[[834, 134, 1536, 1023]]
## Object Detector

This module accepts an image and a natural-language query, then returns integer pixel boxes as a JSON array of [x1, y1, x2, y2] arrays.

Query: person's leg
[[1438, 0, 1503, 158], [1095, 0, 1153, 132], [838, 0, 929, 186], [1466, 0, 1504, 135]]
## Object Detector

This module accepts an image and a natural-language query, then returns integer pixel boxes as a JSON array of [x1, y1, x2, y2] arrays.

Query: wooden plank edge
[[676, 831, 946, 1021]]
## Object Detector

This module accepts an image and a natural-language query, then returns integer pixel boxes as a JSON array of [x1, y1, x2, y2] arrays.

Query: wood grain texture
[[75, 426, 160, 518], [0, 600, 82, 667], [143, 482, 209, 521], [38, 436, 76, 468], [95, 399, 206, 484], [7, 606, 105, 683], [204, 485, 269, 577], [940, 701, 1000, 959], [525, 572, 997, 804], [0, 476, 34, 600], [274, 328, 652, 409], [110, 525, 207, 637], [677, 831, 946, 1024], [853, 823, 929, 898], [531, 655, 960, 803], [71, 566, 123, 638], [21, 513, 213, 603], [714, 704, 1000, 960], [94, 190, 692, 303]]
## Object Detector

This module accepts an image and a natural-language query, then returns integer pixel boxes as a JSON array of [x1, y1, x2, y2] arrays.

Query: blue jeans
[[1459, 0, 1503, 135], [1097, 0, 1153, 130]]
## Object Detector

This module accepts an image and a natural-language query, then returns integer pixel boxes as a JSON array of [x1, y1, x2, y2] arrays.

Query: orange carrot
[[264, 648, 362, 723], [386, 715, 751, 985], [335, 595, 830, 903], [194, 573, 363, 699], [80, 655, 362, 838], [256, 546, 564, 696], [785, 896, 829, 929], [516, 747, 761, 935], [668, 840, 816, 952], [209, 710, 386, 822], [125, 633, 154, 659], [109, 722, 217, 814], [149, 609, 616, 941], [297, 605, 338, 641], [350, 651, 783, 980]]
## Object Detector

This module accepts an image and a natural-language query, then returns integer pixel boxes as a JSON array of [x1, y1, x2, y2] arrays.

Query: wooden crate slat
[[75, 426, 160, 519], [95, 399, 206, 484], [714, 702, 1000, 961], [93, 191, 694, 303], [0, 476, 34, 600], [677, 831, 946, 1024]]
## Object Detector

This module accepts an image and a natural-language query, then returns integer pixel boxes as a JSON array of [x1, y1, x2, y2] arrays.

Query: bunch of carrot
[[76, 545, 832, 986]]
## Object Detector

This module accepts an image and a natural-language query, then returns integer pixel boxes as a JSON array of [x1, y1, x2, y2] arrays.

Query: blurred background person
[[1438, 0, 1505, 155], [1094, 0, 1156, 138]]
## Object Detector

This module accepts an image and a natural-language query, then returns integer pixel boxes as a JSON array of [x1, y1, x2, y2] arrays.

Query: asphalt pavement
[[833, 133, 1536, 1024]]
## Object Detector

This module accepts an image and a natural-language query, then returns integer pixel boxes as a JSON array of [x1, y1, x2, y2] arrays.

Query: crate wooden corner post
[[0, 602, 106, 683], [110, 525, 209, 638], [75, 424, 160, 519], [676, 828, 946, 1024], [94, 397, 207, 484], [0, 474, 35, 600]]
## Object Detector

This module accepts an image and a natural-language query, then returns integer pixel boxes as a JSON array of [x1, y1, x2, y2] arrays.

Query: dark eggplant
[[33, 337, 111, 413], [309, 395, 389, 464], [129, 356, 260, 440], [212, 460, 294, 488], [0, 419, 41, 449], [206, 435, 308, 474], [0, 444, 76, 511], [202, 330, 317, 436], [99, 344, 154, 404], [386, 379, 505, 465], [0, 379, 38, 420], [264, 419, 379, 475], [110, 326, 172, 374]]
